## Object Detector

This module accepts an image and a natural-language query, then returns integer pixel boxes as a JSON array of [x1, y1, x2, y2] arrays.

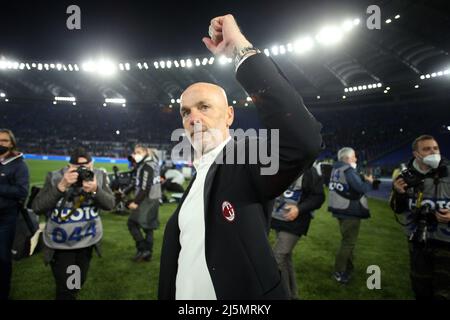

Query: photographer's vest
[[272, 175, 303, 221], [328, 163, 369, 218], [43, 169, 104, 250], [402, 163, 450, 243], [135, 157, 162, 200]]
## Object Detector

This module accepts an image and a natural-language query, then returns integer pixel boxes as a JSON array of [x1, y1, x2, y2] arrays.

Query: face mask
[[350, 162, 357, 169], [422, 154, 441, 169], [134, 154, 144, 163], [0, 145, 9, 156]]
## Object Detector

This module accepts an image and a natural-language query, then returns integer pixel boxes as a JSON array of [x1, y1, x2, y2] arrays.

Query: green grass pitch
[[10, 159, 414, 299]]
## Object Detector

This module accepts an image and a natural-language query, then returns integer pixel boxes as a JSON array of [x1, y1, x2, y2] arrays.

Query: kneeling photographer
[[390, 135, 450, 300], [32, 148, 115, 300]]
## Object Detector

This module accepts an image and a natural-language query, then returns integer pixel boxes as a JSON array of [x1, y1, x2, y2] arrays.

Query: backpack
[[11, 186, 44, 260]]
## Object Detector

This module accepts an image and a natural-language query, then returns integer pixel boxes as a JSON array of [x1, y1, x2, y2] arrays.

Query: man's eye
[[200, 105, 209, 110]]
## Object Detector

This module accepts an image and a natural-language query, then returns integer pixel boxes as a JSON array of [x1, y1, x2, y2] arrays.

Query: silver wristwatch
[[234, 46, 261, 70]]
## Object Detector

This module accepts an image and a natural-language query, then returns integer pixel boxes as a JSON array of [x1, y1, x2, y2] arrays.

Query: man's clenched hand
[[202, 14, 252, 58]]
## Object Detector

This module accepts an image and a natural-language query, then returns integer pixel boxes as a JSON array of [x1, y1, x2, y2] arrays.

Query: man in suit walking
[[158, 14, 323, 300]]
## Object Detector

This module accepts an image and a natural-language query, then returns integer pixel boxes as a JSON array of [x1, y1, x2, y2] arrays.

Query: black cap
[[69, 147, 92, 165]]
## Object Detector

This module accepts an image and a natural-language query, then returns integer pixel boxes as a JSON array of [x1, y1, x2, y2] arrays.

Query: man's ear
[[226, 106, 234, 127]]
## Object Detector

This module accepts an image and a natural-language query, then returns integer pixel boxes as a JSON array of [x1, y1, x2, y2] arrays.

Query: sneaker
[[132, 251, 143, 262], [333, 271, 350, 284], [141, 250, 152, 262]]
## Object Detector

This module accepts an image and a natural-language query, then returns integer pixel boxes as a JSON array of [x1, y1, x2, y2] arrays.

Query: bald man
[[159, 14, 323, 300], [180, 83, 233, 156]]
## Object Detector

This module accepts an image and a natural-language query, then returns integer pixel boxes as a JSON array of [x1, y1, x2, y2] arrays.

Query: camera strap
[[60, 194, 85, 222], [433, 173, 439, 201], [416, 191, 424, 209], [394, 189, 424, 227], [57, 190, 86, 222]]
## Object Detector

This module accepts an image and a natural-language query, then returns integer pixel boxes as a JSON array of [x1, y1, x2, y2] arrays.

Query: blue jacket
[[0, 152, 29, 216], [330, 161, 372, 219]]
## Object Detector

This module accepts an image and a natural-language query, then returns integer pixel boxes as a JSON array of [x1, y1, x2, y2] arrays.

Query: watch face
[[240, 47, 255, 55], [235, 48, 259, 67]]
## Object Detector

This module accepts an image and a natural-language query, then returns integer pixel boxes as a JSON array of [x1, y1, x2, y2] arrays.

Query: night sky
[[0, 0, 372, 61]]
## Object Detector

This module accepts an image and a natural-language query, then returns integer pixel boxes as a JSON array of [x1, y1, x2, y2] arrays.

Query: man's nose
[[188, 110, 202, 127]]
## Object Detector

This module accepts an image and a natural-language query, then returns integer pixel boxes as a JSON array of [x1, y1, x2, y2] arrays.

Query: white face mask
[[422, 154, 441, 169], [134, 154, 144, 163], [350, 162, 357, 169]]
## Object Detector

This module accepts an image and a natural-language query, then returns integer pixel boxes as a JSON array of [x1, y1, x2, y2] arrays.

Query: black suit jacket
[[158, 53, 323, 300]]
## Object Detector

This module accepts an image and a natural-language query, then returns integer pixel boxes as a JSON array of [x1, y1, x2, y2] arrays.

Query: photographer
[[127, 145, 161, 262], [390, 135, 450, 300], [270, 166, 325, 299], [0, 129, 29, 300], [32, 148, 114, 300], [328, 147, 374, 284]]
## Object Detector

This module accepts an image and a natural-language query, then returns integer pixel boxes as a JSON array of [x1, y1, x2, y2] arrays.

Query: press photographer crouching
[[390, 135, 450, 300], [32, 148, 115, 300]]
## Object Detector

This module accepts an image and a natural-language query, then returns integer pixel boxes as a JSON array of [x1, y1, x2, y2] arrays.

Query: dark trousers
[[273, 231, 300, 300], [409, 241, 450, 300], [334, 218, 361, 273], [0, 212, 17, 300], [127, 219, 154, 253], [50, 246, 93, 300]]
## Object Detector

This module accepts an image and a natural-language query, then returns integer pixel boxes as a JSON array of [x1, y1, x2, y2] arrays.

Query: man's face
[[414, 139, 440, 162], [69, 157, 93, 171], [0, 132, 13, 156], [180, 83, 234, 154], [344, 151, 357, 165]]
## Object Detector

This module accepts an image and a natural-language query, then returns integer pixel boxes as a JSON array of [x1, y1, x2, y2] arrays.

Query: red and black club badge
[[221, 201, 236, 222]]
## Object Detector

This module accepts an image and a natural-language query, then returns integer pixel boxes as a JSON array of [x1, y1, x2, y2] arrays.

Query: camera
[[74, 166, 95, 188], [56, 166, 95, 218], [399, 163, 423, 188], [358, 170, 381, 190], [409, 202, 437, 243], [108, 166, 136, 215]]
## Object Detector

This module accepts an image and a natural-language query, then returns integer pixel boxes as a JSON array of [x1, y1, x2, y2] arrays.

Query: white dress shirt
[[175, 136, 231, 300]]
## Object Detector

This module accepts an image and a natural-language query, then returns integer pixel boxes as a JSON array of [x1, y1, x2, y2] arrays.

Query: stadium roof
[[0, 0, 449, 107]]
